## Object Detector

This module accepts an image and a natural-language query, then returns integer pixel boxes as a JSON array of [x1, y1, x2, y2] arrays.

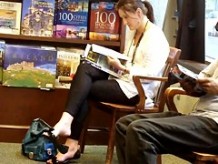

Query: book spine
[[0, 40, 5, 83]]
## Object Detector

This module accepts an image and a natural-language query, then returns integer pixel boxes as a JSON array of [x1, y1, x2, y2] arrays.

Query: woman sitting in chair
[[46, 0, 169, 163], [115, 58, 218, 164]]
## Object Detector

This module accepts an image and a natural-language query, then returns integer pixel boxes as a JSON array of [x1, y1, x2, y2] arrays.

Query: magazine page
[[91, 44, 129, 60], [177, 64, 198, 80]]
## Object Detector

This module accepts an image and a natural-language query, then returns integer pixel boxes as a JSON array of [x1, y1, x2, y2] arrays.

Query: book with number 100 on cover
[[89, 1, 120, 41], [53, 0, 89, 39]]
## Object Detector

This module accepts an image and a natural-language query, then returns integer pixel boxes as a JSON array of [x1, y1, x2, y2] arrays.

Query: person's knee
[[78, 61, 91, 70], [126, 121, 155, 139]]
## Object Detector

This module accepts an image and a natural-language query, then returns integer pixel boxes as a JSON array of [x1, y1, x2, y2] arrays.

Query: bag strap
[[31, 118, 53, 137]]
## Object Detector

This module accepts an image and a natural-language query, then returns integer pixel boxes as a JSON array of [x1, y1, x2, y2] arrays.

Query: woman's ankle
[[52, 112, 73, 137]]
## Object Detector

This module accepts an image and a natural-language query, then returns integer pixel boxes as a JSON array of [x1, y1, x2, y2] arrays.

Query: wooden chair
[[165, 87, 218, 164], [80, 47, 181, 164]]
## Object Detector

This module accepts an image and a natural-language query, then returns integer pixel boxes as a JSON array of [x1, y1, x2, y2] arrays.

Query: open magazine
[[83, 44, 129, 77], [172, 64, 206, 96]]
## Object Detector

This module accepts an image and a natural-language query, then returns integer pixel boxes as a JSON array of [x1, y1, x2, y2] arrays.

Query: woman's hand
[[197, 78, 218, 94], [107, 56, 122, 69], [107, 56, 130, 74]]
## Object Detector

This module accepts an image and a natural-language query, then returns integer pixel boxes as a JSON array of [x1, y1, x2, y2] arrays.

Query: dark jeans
[[115, 111, 218, 164], [64, 62, 139, 140]]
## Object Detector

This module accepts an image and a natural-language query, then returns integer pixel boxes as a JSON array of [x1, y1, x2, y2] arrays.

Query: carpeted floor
[[0, 142, 189, 164]]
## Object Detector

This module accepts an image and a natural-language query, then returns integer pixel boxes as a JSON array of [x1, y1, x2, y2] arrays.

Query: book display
[[53, 0, 89, 39], [0, 40, 5, 83], [55, 47, 83, 89], [89, 1, 120, 41], [21, 0, 56, 37], [0, 1, 22, 35], [3, 44, 57, 89], [0, 0, 125, 144]]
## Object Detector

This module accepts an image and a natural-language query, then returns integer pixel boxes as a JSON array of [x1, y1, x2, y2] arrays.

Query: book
[[83, 44, 129, 78], [21, 0, 56, 37], [0, 40, 5, 83], [55, 47, 84, 89], [3, 44, 57, 89], [89, 2, 120, 41], [53, 0, 89, 39], [0, 1, 22, 35], [172, 64, 206, 96], [177, 64, 198, 80]]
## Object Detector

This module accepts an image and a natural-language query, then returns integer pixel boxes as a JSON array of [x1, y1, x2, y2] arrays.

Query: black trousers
[[115, 111, 218, 164], [64, 62, 139, 140]]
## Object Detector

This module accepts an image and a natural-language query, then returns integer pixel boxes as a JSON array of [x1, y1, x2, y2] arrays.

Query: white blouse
[[111, 20, 170, 108]]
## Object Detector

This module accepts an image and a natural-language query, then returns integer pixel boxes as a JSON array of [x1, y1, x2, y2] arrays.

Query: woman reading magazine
[[46, 0, 169, 163]]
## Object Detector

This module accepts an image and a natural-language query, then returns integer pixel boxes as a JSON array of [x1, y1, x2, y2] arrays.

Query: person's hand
[[107, 56, 123, 70], [197, 78, 218, 94], [180, 76, 197, 94]]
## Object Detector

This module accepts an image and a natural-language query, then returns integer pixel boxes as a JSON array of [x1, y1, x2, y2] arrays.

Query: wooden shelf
[[0, 0, 126, 144], [0, 33, 121, 48]]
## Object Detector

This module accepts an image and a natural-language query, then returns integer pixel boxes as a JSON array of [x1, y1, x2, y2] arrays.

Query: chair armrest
[[132, 75, 168, 112], [164, 87, 187, 112]]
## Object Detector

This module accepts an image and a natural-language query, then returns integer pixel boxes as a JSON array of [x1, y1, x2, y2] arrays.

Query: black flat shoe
[[49, 149, 81, 164]]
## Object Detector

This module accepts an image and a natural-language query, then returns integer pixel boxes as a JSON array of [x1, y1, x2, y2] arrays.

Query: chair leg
[[79, 108, 92, 154], [79, 125, 87, 154], [157, 155, 162, 164], [105, 110, 117, 164]]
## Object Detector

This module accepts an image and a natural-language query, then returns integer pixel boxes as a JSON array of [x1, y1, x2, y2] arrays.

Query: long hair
[[116, 0, 155, 23]]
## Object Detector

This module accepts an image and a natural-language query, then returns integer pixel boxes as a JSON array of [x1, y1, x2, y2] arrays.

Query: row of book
[[0, 40, 84, 89], [0, 0, 120, 41]]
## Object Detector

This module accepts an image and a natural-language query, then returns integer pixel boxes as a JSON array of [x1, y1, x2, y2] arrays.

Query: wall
[[163, 0, 178, 46]]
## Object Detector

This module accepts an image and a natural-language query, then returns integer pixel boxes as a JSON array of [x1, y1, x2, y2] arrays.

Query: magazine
[[177, 64, 198, 80], [83, 44, 129, 77], [173, 64, 206, 96]]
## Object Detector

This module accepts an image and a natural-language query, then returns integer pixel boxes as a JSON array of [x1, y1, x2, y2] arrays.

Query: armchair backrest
[[154, 47, 181, 112]]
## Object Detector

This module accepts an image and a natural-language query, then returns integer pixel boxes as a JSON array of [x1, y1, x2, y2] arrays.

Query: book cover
[[83, 44, 129, 78], [0, 40, 5, 83], [55, 47, 83, 89], [89, 2, 120, 41], [53, 0, 89, 39], [3, 44, 57, 89], [0, 1, 22, 35], [21, 0, 56, 37]]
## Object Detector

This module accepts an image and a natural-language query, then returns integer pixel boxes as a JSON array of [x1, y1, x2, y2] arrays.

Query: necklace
[[127, 20, 149, 65], [133, 20, 149, 46]]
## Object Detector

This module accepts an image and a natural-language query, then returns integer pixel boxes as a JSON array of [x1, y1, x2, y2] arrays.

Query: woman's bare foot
[[46, 138, 80, 164], [52, 112, 73, 137]]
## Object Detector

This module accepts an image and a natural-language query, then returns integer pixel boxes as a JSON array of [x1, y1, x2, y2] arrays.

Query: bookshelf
[[0, 0, 126, 144]]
